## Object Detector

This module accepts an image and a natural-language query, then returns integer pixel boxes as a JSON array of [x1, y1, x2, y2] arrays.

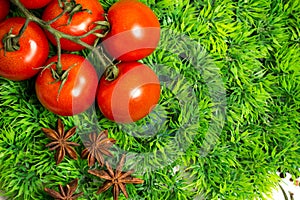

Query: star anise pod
[[88, 154, 144, 200], [42, 119, 80, 165], [81, 130, 116, 167], [44, 178, 83, 200]]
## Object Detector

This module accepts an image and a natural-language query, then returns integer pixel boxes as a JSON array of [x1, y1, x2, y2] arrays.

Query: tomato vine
[[2, 0, 161, 119], [9, 0, 111, 73]]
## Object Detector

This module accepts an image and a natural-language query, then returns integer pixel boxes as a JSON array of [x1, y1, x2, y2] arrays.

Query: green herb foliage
[[0, 0, 299, 199]]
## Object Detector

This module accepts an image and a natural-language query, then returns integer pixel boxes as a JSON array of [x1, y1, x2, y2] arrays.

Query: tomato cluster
[[0, 0, 161, 123]]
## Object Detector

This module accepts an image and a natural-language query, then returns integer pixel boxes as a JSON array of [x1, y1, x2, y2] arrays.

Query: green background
[[0, 0, 299, 199]]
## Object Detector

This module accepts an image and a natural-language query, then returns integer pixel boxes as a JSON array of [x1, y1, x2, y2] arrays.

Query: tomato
[[102, 0, 160, 61], [0, 17, 49, 81], [19, 0, 52, 9], [35, 54, 98, 116], [42, 0, 105, 51], [97, 62, 160, 123], [0, 0, 10, 22]]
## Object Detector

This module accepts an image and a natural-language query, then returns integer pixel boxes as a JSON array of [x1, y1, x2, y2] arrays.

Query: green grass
[[1, 0, 300, 199]]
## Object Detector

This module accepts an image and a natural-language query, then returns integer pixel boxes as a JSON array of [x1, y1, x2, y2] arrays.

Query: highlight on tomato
[[102, 0, 160, 61], [0, 17, 49, 81], [35, 54, 99, 116], [42, 0, 106, 51], [96, 61, 161, 123]]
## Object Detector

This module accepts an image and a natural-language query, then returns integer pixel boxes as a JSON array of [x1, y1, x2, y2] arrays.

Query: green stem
[[46, 8, 69, 25], [14, 17, 31, 41], [54, 35, 63, 76], [9, 0, 47, 26], [278, 184, 289, 200], [9, 0, 113, 76], [2, 17, 31, 52]]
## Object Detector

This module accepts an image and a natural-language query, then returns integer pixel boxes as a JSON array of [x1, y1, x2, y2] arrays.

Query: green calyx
[[104, 64, 119, 81], [1, 18, 31, 53], [2, 29, 20, 52], [53, 63, 77, 101], [57, 0, 92, 25]]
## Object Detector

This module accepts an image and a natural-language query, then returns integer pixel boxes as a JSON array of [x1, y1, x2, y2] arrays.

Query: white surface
[[269, 173, 300, 200]]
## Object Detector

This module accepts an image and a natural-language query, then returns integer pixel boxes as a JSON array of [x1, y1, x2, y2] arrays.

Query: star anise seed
[[88, 154, 144, 200], [42, 119, 80, 165], [44, 178, 83, 200], [81, 130, 116, 167]]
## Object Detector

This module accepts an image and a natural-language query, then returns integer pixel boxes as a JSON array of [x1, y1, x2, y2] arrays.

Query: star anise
[[81, 130, 116, 167], [42, 119, 80, 165], [88, 154, 144, 200], [44, 178, 83, 200]]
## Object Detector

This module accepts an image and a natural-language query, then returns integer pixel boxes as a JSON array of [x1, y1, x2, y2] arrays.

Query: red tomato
[[0, 17, 49, 81], [0, 0, 10, 22], [42, 0, 105, 51], [35, 54, 98, 116], [19, 0, 52, 9], [97, 62, 160, 123], [102, 0, 160, 61]]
